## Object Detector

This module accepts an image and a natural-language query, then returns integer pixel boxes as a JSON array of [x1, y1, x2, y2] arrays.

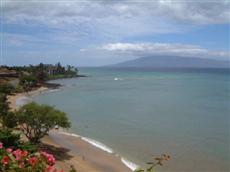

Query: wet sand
[[46, 131, 132, 172]]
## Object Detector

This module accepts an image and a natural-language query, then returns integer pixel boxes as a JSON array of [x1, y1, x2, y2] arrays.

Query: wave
[[114, 77, 123, 81], [81, 137, 114, 154], [58, 131, 80, 138], [47, 89, 62, 93], [121, 157, 140, 171], [58, 131, 139, 171]]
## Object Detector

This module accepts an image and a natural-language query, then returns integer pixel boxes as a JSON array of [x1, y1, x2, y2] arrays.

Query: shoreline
[[7, 85, 135, 172], [7, 86, 49, 111]]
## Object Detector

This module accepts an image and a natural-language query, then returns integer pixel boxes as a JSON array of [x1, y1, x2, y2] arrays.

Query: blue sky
[[1, 0, 230, 66]]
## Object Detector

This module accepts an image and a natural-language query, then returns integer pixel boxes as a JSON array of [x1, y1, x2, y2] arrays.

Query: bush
[[0, 84, 14, 94], [19, 75, 37, 91], [0, 93, 17, 129], [3, 112, 17, 129], [17, 142, 38, 153], [0, 130, 21, 148], [0, 142, 77, 172]]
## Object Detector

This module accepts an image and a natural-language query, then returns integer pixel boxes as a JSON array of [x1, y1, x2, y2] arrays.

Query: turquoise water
[[34, 68, 230, 171]]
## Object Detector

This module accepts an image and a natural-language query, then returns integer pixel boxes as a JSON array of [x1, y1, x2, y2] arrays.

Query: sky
[[1, 0, 230, 66]]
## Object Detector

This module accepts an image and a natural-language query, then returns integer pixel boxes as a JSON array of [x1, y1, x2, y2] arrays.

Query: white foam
[[114, 77, 123, 81], [58, 131, 80, 137], [48, 89, 61, 93], [121, 157, 140, 171], [81, 137, 114, 154], [58, 131, 140, 171]]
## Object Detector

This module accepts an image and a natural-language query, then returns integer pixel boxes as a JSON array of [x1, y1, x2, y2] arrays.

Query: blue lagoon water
[[34, 68, 230, 171]]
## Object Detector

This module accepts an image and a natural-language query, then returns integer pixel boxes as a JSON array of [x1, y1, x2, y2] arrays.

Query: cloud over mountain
[[100, 42, 229, 60]]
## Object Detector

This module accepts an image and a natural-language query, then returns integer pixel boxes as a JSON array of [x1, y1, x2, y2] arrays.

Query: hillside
[[111, 56, 229, 68]]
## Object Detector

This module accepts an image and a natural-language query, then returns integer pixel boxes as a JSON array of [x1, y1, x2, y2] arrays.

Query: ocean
[[33, 67, 230, 171]]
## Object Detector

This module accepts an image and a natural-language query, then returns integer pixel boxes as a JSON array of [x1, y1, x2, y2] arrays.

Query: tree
[[0, 93, 17, 129], [35, 63, 48, 83], [35, 69, 48, 83], [16, 102, 71, 143], [56, 62, 65, 74], [0, 93, 9, 129], [19, 75, 37, 91], [0, 83, 14, 94]]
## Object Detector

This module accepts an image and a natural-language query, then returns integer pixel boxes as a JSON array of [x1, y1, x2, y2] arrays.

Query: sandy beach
[[7, 87, 133, 172], [7, 86, 49, 111]]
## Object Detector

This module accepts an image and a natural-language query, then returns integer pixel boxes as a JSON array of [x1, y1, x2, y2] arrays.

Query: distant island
[[111, 55, 229, 68]]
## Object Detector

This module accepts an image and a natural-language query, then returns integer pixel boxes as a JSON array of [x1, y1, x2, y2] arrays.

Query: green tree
[[0, 93, 17, 129], [35, 63, 48, 83], [19, 75, 37, 91], [0, 83, 14, 94], [0, 93, 9, 129], [56, 62, 65, 74], [16, 102, 71, 143], [35, 69, 48, 83]]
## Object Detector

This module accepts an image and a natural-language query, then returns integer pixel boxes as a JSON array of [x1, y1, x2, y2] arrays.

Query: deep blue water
[[34, 68, 230, 171]]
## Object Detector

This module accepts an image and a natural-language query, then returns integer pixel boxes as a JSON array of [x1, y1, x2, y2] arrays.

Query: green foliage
[[14, 85, 24, 93], [16, 102, 71, 143], [0, 84, 14, 94], [0, 130, 21, 147], [19, 75, 37, 91], [0, 145, 54, 172], [35, 64, 48, 83], [17, 142, 38, 153], [134, 154, 171, 172], [0, 93, 9, 118], [3, 111, 17, 129], [0, 93, 17, 129]]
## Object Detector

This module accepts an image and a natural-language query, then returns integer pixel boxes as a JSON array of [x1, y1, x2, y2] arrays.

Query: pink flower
[[12, 149, 28, 160], [45, 165, 55, 172], [0, 142, 3, 149], [6, 148, 13, 153], [40, 151, 56, 165], [1, 156, 10, 166], [28, 157, 38, 167]]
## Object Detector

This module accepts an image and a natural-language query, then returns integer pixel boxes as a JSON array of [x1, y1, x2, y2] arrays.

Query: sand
[[7, 87, 132, 172], [7, 86, 48, 111]]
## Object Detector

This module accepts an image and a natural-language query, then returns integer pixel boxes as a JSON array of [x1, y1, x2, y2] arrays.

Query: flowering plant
[[0, 142, 65, 172]]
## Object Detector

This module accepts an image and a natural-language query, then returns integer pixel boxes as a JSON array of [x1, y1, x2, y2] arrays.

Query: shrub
[[19, 75, 37, 91], [0, 84, 14, 94], [0, 130, 21, 148], [0, 93, 17, 129], [0, 142, 65, 172], [17, 142, 38, 153]]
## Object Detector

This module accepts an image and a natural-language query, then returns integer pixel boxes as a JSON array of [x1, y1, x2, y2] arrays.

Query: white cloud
[[2, 0, 229, 26], [1, 0, 229, 65], [99, 42, 230, 60], [2, 0, 229, 48]]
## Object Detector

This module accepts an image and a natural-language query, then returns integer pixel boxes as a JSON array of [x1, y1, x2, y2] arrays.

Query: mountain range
[[111, 56, 229, 68]]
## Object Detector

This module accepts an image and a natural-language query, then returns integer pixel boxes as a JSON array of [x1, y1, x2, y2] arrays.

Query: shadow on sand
[[39, 143, 74, 161]]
